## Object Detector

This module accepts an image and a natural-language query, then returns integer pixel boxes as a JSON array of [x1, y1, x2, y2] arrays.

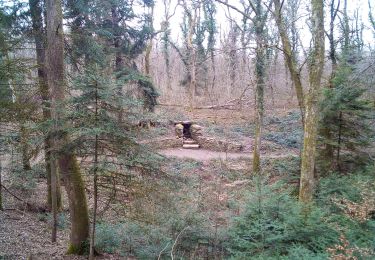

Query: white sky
[[152, 0, 374, 49]]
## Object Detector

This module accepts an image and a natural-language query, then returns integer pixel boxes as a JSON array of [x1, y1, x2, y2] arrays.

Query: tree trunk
[[45, 0, 89, 253], [187, 17, 196, 109], [144, 5, 154, 76], [29, 0, 62, 211], [162, 0, 173, 91], [20, 125, 31, 171], [336, 111, 342, 173], [111, 5, 125, 123], [182, 1, 197, 110], [89, 84, 99, 260], [229, 23, 238, 92], [299, 0, 325, 203], [51, 157, 58, 242], [0, 156, 3, 211], [252, 0, 266, 174], [273, 0, 305, 125], [342, 0, 350, 56]]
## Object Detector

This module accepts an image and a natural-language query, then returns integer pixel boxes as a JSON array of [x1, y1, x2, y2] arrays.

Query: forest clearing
[[1, 0, 375, 259]]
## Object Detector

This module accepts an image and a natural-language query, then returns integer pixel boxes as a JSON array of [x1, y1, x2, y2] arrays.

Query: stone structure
[[175, 123, 184, 138]]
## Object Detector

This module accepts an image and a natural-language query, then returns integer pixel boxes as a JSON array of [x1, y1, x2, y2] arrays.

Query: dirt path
[[158, 148, 297, 161]]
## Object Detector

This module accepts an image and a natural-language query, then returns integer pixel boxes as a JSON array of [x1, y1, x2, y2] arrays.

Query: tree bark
[[89, 83, 99, 260], [29, 0, 62, 211], [299, 0, 325, 203], [162, 0, 173, 90], [273, 0, 305, 125], [252, 0, 266, 174], [144, 5, 154, 76], [20, 125, 31, 171], [0, 156, 3, 211], [51, 157, 58, 242], [229, 23, 238, 92], [111, 5, 125, 123], [45, 0, 89, 253], [181, 1, 197, 110]]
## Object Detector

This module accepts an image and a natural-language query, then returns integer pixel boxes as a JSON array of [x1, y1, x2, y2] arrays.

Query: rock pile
[[190, 124, 203, 140]]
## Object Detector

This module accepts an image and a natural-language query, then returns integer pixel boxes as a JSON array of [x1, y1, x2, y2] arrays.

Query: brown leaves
[[327, 234, 373, 260], [331, 190, 375, 222]]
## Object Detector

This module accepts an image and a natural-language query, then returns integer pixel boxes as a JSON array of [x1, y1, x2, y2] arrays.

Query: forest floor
[[1, 106, 302, 259], [159, 148, 297, 160]]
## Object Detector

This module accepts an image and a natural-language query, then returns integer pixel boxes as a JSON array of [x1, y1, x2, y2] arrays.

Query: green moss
[[66, 240, 89, 255]]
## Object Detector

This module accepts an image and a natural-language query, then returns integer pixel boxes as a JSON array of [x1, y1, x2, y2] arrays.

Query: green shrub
[[94, 212, 213, 259], [227, 177, 338, 258], [8, 164, 38, 191], [264, 130, 302, 148], [264, 111, 303, 148], [95, 223, 123, 253], [316, 166, 375, 254]]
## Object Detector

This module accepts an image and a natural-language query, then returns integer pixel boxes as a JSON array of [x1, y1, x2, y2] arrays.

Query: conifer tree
[[319, 62, 373, 172], [65, 0, 158, 112], [67, 64, 162, 258]]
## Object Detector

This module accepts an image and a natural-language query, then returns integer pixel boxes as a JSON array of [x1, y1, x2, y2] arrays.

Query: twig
[[1, 184, 32, 207], [171, 226, 189, 260], [158, 242, 170, 260]]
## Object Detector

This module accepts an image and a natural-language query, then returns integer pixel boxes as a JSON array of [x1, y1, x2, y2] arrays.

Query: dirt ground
[[0, 106, 301, 259], [159, 148, 297, 160]]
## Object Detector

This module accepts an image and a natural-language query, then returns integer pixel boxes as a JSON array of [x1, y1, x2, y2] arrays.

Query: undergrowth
[[228, 164, 375, 259]]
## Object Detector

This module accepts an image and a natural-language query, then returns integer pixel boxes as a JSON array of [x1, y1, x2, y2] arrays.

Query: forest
[[0, 0, 375, 259]]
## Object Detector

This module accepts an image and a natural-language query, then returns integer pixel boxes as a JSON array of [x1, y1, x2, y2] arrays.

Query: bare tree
[[145, 3, 155, 76], [215, 0, 270, 174], [181, 0, 198, 109], [161, 0, 176, 90]]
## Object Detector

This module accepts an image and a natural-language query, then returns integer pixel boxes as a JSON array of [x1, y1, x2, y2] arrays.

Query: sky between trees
[[151, 0, 373, 49]]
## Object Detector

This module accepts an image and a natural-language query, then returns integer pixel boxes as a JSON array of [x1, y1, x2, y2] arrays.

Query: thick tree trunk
[[29, 0, 62, 210], [45, 0, 89, 253], [273, 0, 305, 125], [299, 0, 325, 203], [59, 154, 90, 253]]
